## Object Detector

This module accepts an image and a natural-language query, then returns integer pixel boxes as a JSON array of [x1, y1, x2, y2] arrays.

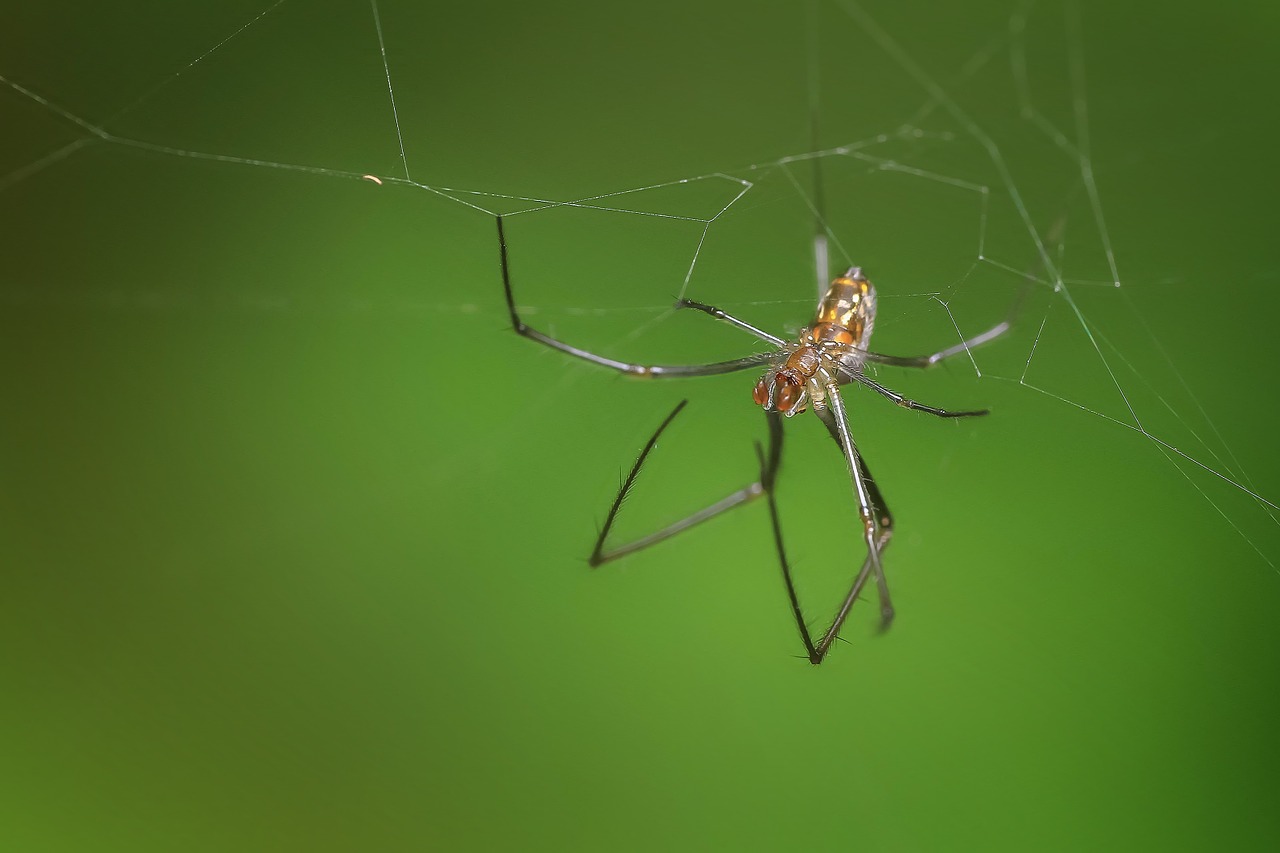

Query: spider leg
[[765, 399, 895, 665], [589, 402, 784, 567], [807, 22, 830, 306], [855, 374, 989, 418], [813, 400, 894, 613], [593, 405, 831, 666], [826, 389, 893, 627], [812, 227, 830, 306], [760, 424, 820, 662], [673, 298, 786, 347], [861, 318, 1013, 369], [860, 215, 1067, 370], [498, 217, 776, 378], [778, 388, 893, 665]]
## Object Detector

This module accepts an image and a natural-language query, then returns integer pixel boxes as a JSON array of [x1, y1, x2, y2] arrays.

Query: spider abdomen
[[805, 267, 877, 348]]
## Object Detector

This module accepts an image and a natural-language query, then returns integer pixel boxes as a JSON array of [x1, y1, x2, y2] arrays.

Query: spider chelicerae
[[496, 216, 1009, 664]]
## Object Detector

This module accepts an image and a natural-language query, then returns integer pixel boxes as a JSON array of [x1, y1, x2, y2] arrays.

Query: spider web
[[3, 0, 1277, 582]]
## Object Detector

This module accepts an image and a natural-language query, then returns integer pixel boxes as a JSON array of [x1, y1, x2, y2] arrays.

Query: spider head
[[752, 368, 809, 417]]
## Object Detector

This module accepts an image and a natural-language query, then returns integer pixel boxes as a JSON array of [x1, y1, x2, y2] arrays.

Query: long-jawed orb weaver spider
[[496, 216, 1010, 664]]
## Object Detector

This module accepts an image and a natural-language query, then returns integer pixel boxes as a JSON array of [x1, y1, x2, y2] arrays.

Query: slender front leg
[[592, 406, 827, 668], [816, 388, 894, 653], [590, 402, 784, 567], [674, 298, 787, 347], [771, 391, 894, 665], [860, 217, 1065, 371], [498, 217, 776, 378], [765, 399, 896, 665], [855, 375, 989, 418], [752, 412, 826, 662], [813, 401, 894, 624], [861, 318, 1013, 369]]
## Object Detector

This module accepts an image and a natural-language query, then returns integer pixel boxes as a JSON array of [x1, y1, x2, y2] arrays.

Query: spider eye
[[752, 378, 769, 406], [776, 382, 801, 411]]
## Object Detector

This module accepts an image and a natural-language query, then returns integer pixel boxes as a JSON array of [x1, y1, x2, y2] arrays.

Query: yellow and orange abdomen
[[803, 267, 876, 347]]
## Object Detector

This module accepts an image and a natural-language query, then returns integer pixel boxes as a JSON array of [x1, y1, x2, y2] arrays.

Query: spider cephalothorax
[[752, 267, 879, 418], [752, 348, 821, 416]]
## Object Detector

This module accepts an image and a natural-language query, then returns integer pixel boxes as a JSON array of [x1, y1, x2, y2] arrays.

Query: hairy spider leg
[[854, 374, 989, 417], [588, 401, 784, 568], [673, 298, 786, 346], [800, 399, 895, 662], [497, 216, 775, 379]]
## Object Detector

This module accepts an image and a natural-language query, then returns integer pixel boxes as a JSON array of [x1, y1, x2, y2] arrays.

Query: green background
[[3, 1, 1279, 850]]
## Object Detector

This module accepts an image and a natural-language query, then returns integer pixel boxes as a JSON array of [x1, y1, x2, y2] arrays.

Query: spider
[[496, 216, 1009, 664]]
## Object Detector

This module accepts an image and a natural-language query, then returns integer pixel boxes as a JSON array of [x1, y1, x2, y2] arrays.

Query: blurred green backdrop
[[3, 1, 1278, 850]]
